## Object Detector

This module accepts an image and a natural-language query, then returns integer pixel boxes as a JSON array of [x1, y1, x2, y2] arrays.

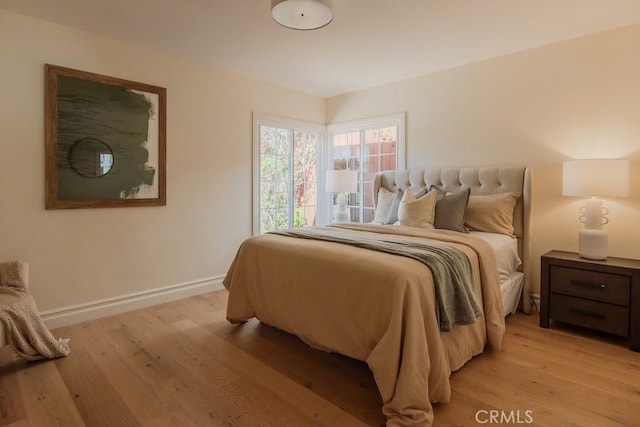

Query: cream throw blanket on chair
[[0, 261, 70, 360]]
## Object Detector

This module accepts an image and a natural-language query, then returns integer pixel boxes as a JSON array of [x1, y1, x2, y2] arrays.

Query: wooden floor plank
[[165, 316, 371, 426], [11, 353, 85, 427], [0, 348, 27, 426], [0, 289, 637, 426], [208, 317, 384, 425], [142, 408, 200, 427], [55, 348, 140, 426]]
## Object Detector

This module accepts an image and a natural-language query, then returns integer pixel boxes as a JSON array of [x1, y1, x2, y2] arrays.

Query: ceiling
[[2, 0, 640, 97]]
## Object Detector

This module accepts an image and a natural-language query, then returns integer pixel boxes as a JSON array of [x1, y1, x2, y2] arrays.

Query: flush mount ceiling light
[[271, 0, 333, 30]]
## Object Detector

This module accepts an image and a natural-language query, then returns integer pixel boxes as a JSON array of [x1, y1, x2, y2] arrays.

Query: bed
[[223, 166, 532, 426]]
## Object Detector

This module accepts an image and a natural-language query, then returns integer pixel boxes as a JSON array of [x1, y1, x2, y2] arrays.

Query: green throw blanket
[[270, 226, 482, 331]]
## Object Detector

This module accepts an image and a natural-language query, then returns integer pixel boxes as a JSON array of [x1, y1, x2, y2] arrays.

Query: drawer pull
[[571, 280, 607, 290], [569, 308, 605, 319]]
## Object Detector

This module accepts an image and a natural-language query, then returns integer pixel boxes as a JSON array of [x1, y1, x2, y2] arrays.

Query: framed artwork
[[45, 64, 166, 209]]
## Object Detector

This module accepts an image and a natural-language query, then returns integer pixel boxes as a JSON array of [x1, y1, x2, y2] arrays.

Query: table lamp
[[562, 159, 629, 260], [326, 169, 358, 222]]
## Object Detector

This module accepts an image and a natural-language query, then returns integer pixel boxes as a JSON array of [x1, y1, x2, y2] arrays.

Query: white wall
[[0, 9, 325, 325], [327, 24, 640, 295], [3, 7, 639, 322]]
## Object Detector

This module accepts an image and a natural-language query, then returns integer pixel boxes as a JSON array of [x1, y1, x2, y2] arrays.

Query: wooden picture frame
[[45, 64, 166, 209]]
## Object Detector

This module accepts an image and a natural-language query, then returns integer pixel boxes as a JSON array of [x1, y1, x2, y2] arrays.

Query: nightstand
[[540, 250, 640, 352]]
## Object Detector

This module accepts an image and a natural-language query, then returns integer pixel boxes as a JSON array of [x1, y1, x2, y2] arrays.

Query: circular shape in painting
[[68, 137, 114, 178]]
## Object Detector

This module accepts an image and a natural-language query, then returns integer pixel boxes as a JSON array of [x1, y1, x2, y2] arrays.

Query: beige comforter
[[223, 224, 505, 426]]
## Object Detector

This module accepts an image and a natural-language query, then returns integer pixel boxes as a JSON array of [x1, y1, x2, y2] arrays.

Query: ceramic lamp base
[[579, 228, 608, 260], [333, 209, 349, 222]]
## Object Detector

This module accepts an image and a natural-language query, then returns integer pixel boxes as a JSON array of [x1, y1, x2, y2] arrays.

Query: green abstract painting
[[45, 65, 166, 209]]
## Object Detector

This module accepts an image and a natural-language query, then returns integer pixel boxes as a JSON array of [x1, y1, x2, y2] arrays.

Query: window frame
[[326, 113, 406, 224], [252, 112, 326, 235]]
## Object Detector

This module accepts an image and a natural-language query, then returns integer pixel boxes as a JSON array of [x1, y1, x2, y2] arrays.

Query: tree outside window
[[254, 114, 324, 234]]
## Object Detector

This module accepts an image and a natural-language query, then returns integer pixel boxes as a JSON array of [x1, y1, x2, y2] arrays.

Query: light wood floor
[[1, 290, 639, 426]]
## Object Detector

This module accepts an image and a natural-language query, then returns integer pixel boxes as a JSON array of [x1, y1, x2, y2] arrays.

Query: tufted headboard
[[373, 166, 533, 313]]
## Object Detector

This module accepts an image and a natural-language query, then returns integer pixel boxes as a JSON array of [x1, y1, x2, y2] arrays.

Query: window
[[253, 113, 404, 233], [327, 113, 405, 223], [253, 113, 325, 235]]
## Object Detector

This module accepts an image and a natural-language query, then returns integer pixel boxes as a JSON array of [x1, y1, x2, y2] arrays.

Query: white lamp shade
[[271, 0, 333, 30], [562, 159, 629, 197], [326, 170, 358, 193]]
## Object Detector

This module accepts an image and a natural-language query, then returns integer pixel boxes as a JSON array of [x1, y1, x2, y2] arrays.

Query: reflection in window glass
[[99, 153, 113, 176]]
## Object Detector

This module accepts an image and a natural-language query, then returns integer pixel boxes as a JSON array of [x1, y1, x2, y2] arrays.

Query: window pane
[[380, 126, 397, 142], [365, 128, 379, 144], [260, 126, 290, 157], [362, 174, 375, 210], [380, 126, 397, 171], [259, 183, 290, 233], [363, 155, 380, 174], [363, 208, 375, 223], [364, 171, 378, 181], [380, 139, 396, 154], [380, 153, 396, 172], [260, 156, 288, 181], [363, 185, 374, 208], [259, 125, 291, 233], [334, 131, 359, 147], [349, 206, 360, 223], [255, 116, 324, 234], [328, 115, 404, 225], [260, 209, 286, 234], [293, 131, 319, 228], [333, 131, 360, 170], [261, 181, 289, 208], [294, 205, 317, 228]]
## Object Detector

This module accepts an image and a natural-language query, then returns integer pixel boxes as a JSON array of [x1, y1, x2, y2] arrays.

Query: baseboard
[[40, 275, 225, 329]]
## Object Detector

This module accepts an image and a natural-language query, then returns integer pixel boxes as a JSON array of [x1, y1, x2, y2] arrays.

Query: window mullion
[[359, 129, 365, 223], [288, 129, 295, 229]]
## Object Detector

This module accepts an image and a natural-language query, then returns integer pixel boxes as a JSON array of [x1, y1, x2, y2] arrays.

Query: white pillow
[[469, 231, 521, 282], [398, 189, 437, 229], [373, 187, 395, 224]]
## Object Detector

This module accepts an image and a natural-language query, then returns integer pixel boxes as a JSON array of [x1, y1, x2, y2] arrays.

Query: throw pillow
[[385, 188, 404, 224], [398, 188, 437, 229], [465, 192, 521, 236], [372, 187, 396, 224], [430, 186, 470, 233]]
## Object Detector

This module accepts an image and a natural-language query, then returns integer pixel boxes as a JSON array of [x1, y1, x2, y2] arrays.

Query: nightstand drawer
[[550, 294, 629, 337], [549, 266, 630, 306]]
